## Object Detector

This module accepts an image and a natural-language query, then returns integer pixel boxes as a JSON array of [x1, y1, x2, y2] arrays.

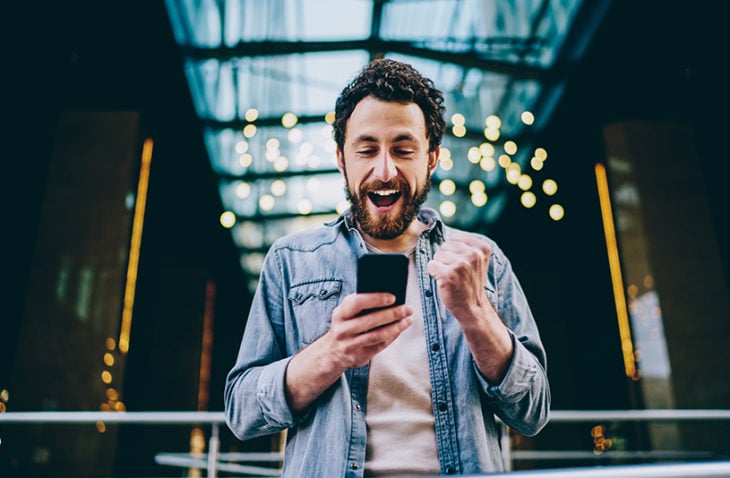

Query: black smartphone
[[356, 253, 409, 315]]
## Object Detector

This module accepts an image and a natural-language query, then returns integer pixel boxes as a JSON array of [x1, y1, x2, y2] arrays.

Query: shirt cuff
[[477, 331, 538, 401], [256, 356, 299, 428]]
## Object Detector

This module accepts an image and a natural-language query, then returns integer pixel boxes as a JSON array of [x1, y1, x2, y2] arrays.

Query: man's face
[[337, 96, 439, 240]]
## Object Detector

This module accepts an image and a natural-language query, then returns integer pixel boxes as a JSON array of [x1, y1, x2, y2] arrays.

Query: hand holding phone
[[356, 253, 409, 315]]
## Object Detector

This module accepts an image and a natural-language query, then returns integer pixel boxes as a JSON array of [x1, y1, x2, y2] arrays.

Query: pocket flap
[[288, 280, 342, 305]]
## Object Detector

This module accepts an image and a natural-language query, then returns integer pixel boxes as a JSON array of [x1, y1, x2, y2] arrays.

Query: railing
[[1, 409, 729, 477]]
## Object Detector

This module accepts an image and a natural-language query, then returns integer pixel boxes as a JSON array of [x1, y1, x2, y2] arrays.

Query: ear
[[427, 146, 440, 176], [336, 147, 345, 174]]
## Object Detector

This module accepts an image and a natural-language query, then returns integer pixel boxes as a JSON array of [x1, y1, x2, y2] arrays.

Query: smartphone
[[356, 253, 409, 315]]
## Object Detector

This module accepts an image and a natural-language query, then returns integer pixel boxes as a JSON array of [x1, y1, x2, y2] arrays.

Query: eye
[[356, 147, 378, 157], [394, 149, 415, 158]]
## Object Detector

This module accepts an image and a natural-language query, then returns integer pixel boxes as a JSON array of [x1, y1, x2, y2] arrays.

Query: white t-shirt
[[364, 247, 440, 476]]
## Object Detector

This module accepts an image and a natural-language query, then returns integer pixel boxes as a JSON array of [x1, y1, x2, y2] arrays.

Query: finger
[[337, 292, 395, 321], [357, 304, 414, 332]]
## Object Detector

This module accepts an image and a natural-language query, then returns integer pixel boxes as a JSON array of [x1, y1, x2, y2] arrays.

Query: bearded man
[[224, 58, 550, 477]]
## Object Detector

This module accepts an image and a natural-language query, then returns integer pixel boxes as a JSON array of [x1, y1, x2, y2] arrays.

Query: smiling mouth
[[367, 189, 403, 208]]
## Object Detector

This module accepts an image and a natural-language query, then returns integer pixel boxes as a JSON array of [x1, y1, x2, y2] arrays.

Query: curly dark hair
[[333, 58, 447, 153]]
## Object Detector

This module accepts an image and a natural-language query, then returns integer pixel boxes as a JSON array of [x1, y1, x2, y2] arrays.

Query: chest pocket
[[288, 279, 342, 344]]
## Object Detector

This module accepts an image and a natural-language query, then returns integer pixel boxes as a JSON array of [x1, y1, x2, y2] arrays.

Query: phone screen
[[356, 253, 409, 314]]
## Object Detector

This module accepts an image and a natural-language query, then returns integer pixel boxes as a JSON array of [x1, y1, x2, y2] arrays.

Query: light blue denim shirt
[[224, 208, 550, 477]]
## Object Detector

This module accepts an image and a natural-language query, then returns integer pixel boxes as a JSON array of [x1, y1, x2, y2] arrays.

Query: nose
[[373, 152, 398, 182]]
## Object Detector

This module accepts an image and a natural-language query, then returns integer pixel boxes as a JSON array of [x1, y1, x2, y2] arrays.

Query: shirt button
[[438, 402, 447, 412], [425, 289, 433, 297], [351, 462, 359, 470], [445, 465, 455, 474], [354, 402, 361, 411], [431, 343, 440, 352]]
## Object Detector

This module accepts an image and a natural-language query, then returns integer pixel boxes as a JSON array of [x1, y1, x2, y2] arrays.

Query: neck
[[359, 219, 427, 254]]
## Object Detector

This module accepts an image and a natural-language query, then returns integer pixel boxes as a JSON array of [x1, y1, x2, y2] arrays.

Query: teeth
[[372, 190, 398, 196]]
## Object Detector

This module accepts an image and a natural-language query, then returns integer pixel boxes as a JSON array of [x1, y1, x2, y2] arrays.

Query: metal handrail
[[2, 409, 730, 477]]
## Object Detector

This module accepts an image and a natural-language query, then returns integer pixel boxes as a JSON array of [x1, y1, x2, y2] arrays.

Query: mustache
[[360, 178, 409, 194]]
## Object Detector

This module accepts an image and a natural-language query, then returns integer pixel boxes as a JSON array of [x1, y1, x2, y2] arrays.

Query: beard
[[343, 167, 431, 240]]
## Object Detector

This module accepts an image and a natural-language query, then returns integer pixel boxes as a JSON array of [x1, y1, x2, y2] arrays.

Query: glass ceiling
[[164, 0, 612, 291]]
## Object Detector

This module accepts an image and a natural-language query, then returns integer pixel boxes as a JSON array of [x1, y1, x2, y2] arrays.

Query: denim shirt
[[224, 208, 550, 477]]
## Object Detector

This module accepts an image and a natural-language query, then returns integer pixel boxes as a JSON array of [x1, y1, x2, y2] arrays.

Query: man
[[224, 58, 550, 477]]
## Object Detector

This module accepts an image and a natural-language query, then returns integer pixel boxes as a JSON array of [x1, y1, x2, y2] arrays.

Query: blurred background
[[2, 0, 729, 476]]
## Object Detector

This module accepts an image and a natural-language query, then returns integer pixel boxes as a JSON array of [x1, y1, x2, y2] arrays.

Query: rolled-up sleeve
[[476, 247, 551, 437], [224, 248, 304, 440]]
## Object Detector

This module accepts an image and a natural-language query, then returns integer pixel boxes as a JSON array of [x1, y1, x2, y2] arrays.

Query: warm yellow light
[[535, 147, 548, 160], [235, 182, 251, 199], [451, 113, 465, 125], [271, 179, 287, 196], [0, 389, 9, 402], [485, 115, 501, 128], [105, 338, 116, 351], [521, 111, 535, 125], [239, 153, 253, 168], [498, 154, 511, 168], [96, 421, 106, 433], [467, 147, 481, 163], [439, 148, 452, 160], [235, 140, 249, 154], [244, 108, 259, 122], [119, 138, 153, 355], [469, 180, 485, 194], [439, 200, 456, 217], [543, 179, 558, 196], [439, 179, 456, 196], [101, 371, 112, 384], [504, 140, 518, 155], [266, 138, 280, 150], [506, 167, 520, 184], [595, 163, 636, 378], [243, 124, 257, 138], [324, 111, 336, 124], [530, 157, 544, 171], [273, 156, 289, 172], [471, 192, 488, 207], [549, 204, 565, 221], [219, 211, 236, 228], [480, 156, 496, 172], [484, 127, 500, 141], [518, 174, 533, 191], [440, 158, 454, 171], [103, 353, 114, 367], [452, 125, 466, 138], [281, 112, 298, 128], [479, 142, 495, 157], [106, 388, 119, 400], [521, 191, 536, 208], [259, 194, 275, 211], [297, 199, 313, 215]]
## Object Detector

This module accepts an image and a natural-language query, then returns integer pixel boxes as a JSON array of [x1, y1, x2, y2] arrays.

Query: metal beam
[[182, 39, 561, 81]]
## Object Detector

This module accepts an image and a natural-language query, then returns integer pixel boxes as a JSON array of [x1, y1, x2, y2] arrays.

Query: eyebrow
[[353, 133, 418, 144]]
